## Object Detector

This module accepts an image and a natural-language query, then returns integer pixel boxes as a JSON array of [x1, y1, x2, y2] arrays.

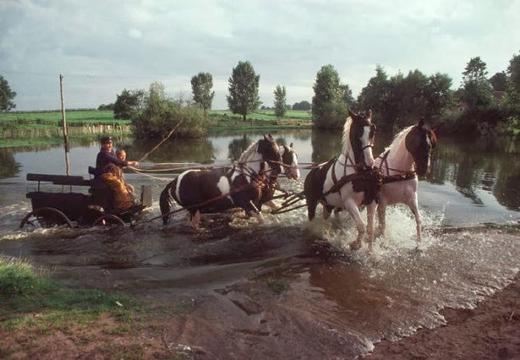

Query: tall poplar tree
[[227, 61, 260, 123]]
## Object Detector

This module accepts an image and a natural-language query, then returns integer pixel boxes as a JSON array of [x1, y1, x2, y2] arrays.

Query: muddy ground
[[1, 216, 520, 359]]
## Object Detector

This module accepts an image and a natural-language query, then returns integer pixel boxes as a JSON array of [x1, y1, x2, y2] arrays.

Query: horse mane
[[341, 117, 353, 154], [238, 140, 259, 163], [385, 125, 414, 152]]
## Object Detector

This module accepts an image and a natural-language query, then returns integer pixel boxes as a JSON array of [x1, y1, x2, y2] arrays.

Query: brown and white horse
[[160, 135, 282, 228], [260, 142, 300, 210], [304, 110, 378, 250], [374, 119, 437, 245]]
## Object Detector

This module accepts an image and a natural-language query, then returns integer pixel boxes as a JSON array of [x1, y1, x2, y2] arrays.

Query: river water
[[0, 129, 519, 358]]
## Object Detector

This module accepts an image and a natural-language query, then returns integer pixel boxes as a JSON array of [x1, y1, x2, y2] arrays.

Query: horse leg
[[190, 210, 201, 230], [344, 198, 366, 251], [366, 202, 376, 252], [408, 195, 422, 246], [306, 197, 318, 221], [323, 205, 334, 220], [376, 201, 386, 239]]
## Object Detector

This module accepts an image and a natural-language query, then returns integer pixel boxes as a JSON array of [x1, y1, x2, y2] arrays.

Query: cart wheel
[[20, 207, 74, 229], [93, 214, 126, 227]]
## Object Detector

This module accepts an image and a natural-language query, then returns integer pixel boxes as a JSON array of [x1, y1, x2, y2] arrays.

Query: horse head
[[405, 119, 438, 177], [280, 142, 300, 180], [257, 134, 282, 175], [348, 109, 376, 169]]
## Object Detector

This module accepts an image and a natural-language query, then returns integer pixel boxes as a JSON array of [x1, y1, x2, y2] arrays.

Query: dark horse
[[258, 142, 300, 210], [160, 135, 282, 228]]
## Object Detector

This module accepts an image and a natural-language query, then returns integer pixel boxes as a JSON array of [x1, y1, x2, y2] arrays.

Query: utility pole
[[59, 74, 71, 175]]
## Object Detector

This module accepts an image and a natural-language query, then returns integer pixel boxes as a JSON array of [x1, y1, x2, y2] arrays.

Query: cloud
[[0, 0, 519, 110]]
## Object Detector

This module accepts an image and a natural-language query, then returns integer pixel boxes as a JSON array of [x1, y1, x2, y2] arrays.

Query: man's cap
[[100, 136, 113, 144]]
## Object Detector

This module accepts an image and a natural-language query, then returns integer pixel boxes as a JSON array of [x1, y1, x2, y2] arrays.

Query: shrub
[[132, 86, 209, 139]]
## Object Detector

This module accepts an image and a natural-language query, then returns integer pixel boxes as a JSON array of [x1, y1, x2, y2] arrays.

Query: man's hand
[[128, 161, 139, 167]]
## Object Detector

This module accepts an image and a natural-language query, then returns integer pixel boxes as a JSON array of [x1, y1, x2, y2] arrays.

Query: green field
[[0, 108, 312, 148], [209, 109, 312, 121], [0, 109, 129, 126], [0, 108, 311, 125]]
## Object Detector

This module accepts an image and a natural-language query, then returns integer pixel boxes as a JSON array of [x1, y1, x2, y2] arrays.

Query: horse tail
[[160, 178, 178, 225]]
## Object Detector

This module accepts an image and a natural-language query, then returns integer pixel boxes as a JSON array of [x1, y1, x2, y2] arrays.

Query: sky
[[1, 0, 519, 111]]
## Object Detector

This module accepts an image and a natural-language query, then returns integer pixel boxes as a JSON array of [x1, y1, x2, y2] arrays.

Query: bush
[[0, 259, 45, 297], [440, 105, 510, 136], [132, 96, 209, 139]]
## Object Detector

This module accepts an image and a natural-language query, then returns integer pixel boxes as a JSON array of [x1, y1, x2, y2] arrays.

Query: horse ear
[[268, 133, 273, 140], [418, 118, 425, 128], [263, 134, 268, 141], [289, 142, 293, 148], [348, 109, 356, 118]]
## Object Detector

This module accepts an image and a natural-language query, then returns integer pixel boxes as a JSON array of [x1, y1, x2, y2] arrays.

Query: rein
[[377, 150, 417, 182]]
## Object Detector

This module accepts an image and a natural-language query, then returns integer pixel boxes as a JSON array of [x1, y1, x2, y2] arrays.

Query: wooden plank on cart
[[27, 173, 92, 186]]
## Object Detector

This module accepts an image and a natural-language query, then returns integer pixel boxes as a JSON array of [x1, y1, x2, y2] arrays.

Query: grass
[[209, 109, 312, 121], [0, 109, 129, 126], [209, 109, 312, 132], [0, 108, 312, 148], [0, 258, 139, 331]]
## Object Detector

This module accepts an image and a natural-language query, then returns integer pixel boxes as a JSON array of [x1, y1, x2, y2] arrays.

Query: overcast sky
[[1, 0, 519, 111]]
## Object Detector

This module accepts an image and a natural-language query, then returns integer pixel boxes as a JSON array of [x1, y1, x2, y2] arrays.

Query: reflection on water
[[428, 138, 520, 211], [126, 137, 216, 164], [0, 149, 20, 178], [228, 134, 252, 161]]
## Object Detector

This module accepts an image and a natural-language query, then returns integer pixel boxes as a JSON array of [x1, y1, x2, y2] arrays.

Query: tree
[[504, 52, 520, 114], [98, 103, 114, 111], [424, 73, 453, 120], [312, 64, 347, 129], [293, 100, 311, 111], [340, 84, 356, 109], [489, 72, 507, 92], [462, 57, 488, 82], [132, 82, 209, 139], [460, 57, 494, 110], [227, 61, 261, 123], [0, 75, 16, 111], [114, 89, 145, 119], [508, 52, 520, 92], [357, 66, 392, 130], [273, 85, 287, 118], [358, 67, 453, 131], [191, 72, 214, 118]]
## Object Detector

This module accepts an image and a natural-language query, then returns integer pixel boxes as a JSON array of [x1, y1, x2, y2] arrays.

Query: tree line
[[1, 51, 519, 138]]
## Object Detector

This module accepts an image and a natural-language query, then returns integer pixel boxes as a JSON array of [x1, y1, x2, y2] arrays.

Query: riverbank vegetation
[[0, 258, 139, 331], [2, 51, 519, 143]]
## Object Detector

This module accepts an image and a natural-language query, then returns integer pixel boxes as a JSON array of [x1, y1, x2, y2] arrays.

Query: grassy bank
[[0, 109, 128, 126], [0, 109, 132, 148], [0, 258, 139, 332], [208, 109, 312, 131], [0, 109, 312, 148]]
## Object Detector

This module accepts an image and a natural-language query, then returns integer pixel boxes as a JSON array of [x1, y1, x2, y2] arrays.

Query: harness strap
[[377, 150, 417, 178], [382, 172, 417, 184], [323, 172, 359, 196]]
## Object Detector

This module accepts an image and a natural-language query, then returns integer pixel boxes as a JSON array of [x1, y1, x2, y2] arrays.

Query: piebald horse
[[304, 110, 379, 250], [374, 119, 437, 245], [160, 135, 282, 228], [260, 142, 300, 210]]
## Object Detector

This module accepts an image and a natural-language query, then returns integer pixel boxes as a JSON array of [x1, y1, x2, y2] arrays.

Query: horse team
[[160, 109, 437, 251]]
